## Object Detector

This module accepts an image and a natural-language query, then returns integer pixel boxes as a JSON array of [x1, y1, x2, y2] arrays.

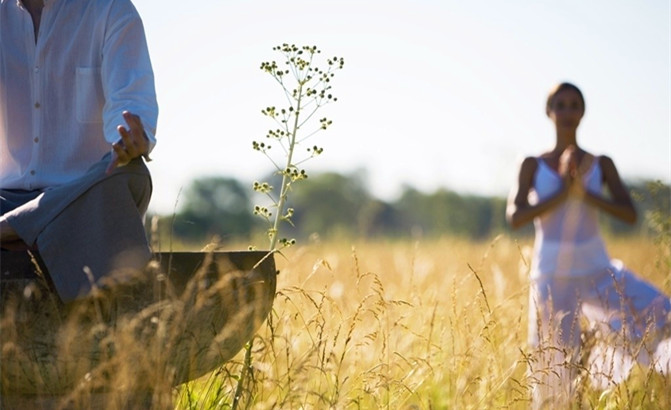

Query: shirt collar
[[15, 0, 54, 7]]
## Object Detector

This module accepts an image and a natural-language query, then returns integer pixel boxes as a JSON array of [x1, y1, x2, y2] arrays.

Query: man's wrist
[[142, 131, 152, 162]]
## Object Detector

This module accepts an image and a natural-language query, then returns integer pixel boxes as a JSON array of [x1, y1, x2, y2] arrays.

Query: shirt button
[[34, 137, 39, 143], [30, 170, 36, 175], [34, 102, 41, 108], [34, 66, 40, 73]]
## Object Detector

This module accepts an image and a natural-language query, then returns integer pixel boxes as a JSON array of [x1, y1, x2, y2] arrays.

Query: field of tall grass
[[175, 234, 670, 409], [2, 234, 669, 409]]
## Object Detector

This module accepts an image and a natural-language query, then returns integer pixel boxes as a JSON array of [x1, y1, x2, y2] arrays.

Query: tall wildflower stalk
[[232, 44, 344, 409], [252, 44, 344, 251]]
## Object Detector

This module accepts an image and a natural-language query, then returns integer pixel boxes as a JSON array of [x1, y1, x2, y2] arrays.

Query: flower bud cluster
[[253, 181, 273, 193]]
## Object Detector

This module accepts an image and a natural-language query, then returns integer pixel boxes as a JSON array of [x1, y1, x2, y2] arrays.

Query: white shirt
[[0, 0, 158, 190]]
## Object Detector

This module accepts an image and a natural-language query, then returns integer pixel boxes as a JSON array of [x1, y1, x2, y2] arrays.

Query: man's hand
[[106, 111, 150, 174]]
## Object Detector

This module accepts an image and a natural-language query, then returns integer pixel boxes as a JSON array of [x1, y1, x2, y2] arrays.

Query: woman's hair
[[546, 82, 585, 116]]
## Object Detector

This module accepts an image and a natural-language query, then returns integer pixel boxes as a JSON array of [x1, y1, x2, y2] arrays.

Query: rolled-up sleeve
[[101, 0, 158, 152]]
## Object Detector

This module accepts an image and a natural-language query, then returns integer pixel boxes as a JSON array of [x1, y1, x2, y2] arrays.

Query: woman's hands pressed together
[[558, 145, 586, 200]]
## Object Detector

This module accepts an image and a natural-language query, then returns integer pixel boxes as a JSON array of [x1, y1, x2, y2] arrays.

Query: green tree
[[171, 176, 254, 242], [358, 199, 403, 238], [394, 187, 506, 239], [287, 171, 371, 238]]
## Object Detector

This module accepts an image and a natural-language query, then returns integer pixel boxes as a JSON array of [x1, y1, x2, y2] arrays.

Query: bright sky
[[133, 0, 671, 215]]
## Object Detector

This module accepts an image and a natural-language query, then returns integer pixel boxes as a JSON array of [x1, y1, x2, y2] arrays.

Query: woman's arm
[[582, 156, 637, 224], [506, 157, 569, 229]]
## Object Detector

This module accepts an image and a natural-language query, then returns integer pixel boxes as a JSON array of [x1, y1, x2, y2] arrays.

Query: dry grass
[[0, 252, 274, 409], [2, 235, 669, 409], [176, 234, 670, 409]]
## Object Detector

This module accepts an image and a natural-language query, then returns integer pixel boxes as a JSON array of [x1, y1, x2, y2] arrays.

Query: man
[[0, 0, 159, 302]]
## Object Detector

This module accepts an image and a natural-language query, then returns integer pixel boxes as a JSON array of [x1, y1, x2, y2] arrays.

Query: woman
[[506, 82, 670, 406]]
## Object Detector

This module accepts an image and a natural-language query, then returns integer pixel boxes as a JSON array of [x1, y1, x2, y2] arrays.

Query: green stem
[[269, 81, 303, 250], [232, 339, 253, 410]]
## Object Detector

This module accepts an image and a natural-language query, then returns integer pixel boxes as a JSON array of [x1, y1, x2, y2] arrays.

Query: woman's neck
[[553, 130, 578, 153]]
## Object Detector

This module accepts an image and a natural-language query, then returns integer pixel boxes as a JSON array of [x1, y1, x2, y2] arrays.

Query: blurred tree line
[[149, 172, 670, 246]]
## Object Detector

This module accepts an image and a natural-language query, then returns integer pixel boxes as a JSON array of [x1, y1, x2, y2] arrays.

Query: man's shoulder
[[68, 0, 138, 12], [65, 0, 141, 24]]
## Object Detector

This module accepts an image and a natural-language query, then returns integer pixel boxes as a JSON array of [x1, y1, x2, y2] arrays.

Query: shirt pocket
[[75, 67, 104, 124]]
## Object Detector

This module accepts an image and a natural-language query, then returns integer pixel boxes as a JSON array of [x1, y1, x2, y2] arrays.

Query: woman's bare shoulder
[[517, 156, 539, 179], [596, 154, 614, 165], [597, 155, 618, 174]]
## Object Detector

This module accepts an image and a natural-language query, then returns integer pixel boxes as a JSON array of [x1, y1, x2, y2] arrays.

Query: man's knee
[[102, 161, 152, 213], [0, 189, 42, 215]]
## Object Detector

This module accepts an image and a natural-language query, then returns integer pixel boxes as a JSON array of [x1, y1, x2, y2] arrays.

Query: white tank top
[[529, 157, 611, 278]]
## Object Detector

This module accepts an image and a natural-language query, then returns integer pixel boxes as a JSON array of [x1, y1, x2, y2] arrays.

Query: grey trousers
[[1, 154, 152, 302]]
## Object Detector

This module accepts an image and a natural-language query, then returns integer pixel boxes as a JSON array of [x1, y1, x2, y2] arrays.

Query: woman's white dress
[[527, 157, 670, 406]]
